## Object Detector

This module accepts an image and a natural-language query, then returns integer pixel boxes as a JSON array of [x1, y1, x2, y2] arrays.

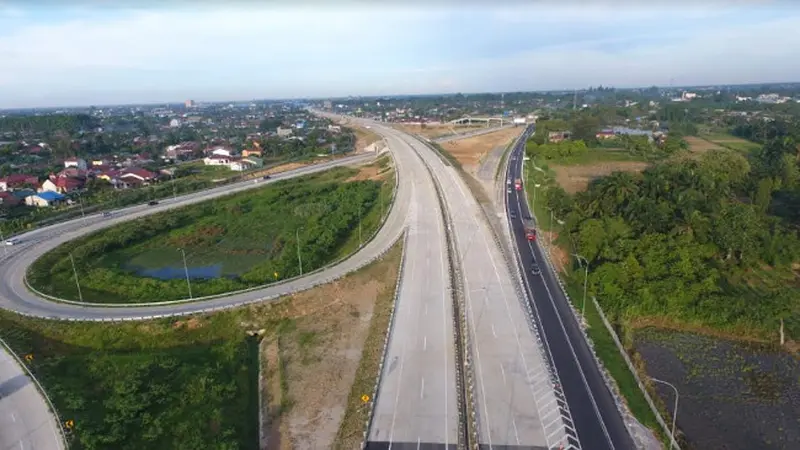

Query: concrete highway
[[0, 344, 65, 450], [394, 129, 574, 449], [0, 152, 409, 320], [505, 127, 636, 450], [366, 130, 458, 448]]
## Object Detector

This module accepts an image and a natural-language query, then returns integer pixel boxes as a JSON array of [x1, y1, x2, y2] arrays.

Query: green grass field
[[28, 166, 394, 304], [699, 132, 761, 153]]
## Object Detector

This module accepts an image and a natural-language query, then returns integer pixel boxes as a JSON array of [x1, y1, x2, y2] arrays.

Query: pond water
[[129, 264, 223, 280], [634, 328, 800, 450]]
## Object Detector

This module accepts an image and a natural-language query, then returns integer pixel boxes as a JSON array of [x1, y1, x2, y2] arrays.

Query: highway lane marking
[[423, 336, 427, 351], [10, 412, 15, 422], [424, 303, 428, 316], [491, 324, 497, 338], [420, 377, 425, 399], [512, 418, 521, 445], [417, 437, 421, 450], [500, 363, 507, 385]]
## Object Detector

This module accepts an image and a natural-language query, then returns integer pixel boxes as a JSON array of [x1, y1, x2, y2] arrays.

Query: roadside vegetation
[[0, 238, 403, 450], [28, 164, 395, 304]]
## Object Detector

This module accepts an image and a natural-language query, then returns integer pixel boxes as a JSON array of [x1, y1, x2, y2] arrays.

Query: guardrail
[[522, 152, 680, 449], [360, 228, 409, 449], [21, 152, 398, 310], [0, 336, 68, 449], [14, 149, 401, 321]]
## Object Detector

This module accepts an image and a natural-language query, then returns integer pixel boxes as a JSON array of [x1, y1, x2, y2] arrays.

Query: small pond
[[128, 264, 223, 280], [635, 328, 800, 450]]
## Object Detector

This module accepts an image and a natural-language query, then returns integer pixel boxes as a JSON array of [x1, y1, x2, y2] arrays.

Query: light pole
[[296, 227, 304, 276], [76, 192, 86, 222], [572, 253, 589, 316], [178, 248, 192, 299], [532, 183, 541, 216], [0, 229, 7, 256], [68, 252, 83, 302], [358, 203, 363, 247], [651, 377, 680, 447]]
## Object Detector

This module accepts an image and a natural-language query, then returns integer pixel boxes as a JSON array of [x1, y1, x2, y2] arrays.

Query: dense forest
[[536, 121, 800, 343]]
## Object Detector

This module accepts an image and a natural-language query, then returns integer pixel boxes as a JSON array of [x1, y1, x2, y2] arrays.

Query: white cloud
[[0, 4, 799, 107]]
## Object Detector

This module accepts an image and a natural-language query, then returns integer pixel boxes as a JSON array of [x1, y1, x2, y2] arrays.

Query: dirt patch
[[346, 164, 385, 182], [441, 127, 523, 169], [552, 161, 650, 194], [172, 317, 204, 330], [542, 231, 570, 273], [395, 124, 485, 139], [262, 338, 289, 450], [352, 127, 381, 153], [685, 136, 724, 153], [257, 241, 401, 449]]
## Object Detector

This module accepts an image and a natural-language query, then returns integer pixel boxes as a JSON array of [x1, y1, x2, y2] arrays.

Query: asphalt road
[[396, 131, 571, 449], [505, 130, 636, 450], [0, 152, 410, 320], [0, 345, 65, 450], [367, 129, 458, 447]]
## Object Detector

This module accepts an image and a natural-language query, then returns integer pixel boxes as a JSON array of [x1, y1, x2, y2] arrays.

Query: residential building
[[64, 157, 88, 170], [211, 148, 231, 157], [242, 156, 263, 168], [229, 159, 256, 171], [277, 127, 293, 137], [203, 154, 232, 166], [242, 148, 262, 158], [548, 131, 571, 143], [169, 118, 181, 128], [119, 168, 157, 184], [0, 174, 39, 192], [26, 191, 66, 208], [0, 191, 20, 206], [596, 130, 616, 139]]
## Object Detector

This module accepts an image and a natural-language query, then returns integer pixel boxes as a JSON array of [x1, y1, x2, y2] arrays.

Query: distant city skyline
[[1, 2, 799, 108]]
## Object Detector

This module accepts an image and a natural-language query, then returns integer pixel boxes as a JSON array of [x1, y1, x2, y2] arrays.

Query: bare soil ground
[[346, 164, 386, 182], [395, 124, 485, 139], [258, 241, 402, 449], [684, 136, 724, 153], [551, 161, 650, 194], [441, 126, 523, 169], [352, 127, 381, 152]]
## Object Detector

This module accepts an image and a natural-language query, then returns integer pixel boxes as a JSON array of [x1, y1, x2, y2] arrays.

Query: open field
[[0, 239, 402, 450], [698, 133, 761, 153], [635, 328, 800, 449], [551, 161, 650, 194], [28, 164, 395, 304], [684, 136, 725, 153], [440, 125, 523, 168], [394, 123, 486, 139]]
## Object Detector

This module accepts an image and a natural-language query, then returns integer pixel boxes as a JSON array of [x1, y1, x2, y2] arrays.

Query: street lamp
[[651, 377, 680, 448], [571, 253, 589, 316], [68, 252, 83, 302], [532, 183, 541, 216], [178, 248, 192, 299], [296, 227, 304, 276]]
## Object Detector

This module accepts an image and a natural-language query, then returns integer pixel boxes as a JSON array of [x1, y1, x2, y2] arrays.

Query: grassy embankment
[[1, 238, 403, 450], [28, 161, 395, 304]]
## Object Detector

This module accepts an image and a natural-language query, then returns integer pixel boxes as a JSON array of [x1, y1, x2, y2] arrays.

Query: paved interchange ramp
[[367, 133, 459, 447]]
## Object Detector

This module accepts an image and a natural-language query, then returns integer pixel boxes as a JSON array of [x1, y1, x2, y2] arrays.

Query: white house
[[64, 158, 87, 170], [25, 191, 65, 208], [229, 159, 256, 171], [211, 148, 231, 157], [169, 118, 181, 128], [203, 154, 232, 166], [40, 179, 59, 193]]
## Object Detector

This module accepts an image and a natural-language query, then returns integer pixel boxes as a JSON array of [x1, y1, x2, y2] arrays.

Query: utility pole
[[0, 229, 6, 256], [178, 248, 192, 299], [69, 252, 83, 302], [572, 253, 589, 316], [77, 192, 86, 222], [358, 204, 363, 247], [296, 227, 304, 276]]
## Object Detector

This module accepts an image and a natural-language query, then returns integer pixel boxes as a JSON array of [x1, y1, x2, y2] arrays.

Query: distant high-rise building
[[185, 99, 195, 108], [323, 100, 332, 110]]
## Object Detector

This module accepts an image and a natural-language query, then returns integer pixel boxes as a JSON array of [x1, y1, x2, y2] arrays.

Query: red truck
[[524, 220, 537, 241], [514, 178, 522, 191]]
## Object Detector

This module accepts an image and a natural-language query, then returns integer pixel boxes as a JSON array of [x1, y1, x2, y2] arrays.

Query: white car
[[5, 238, 19, 246]]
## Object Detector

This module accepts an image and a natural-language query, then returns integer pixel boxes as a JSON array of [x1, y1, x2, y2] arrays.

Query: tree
[[571, 115, 600, 146]]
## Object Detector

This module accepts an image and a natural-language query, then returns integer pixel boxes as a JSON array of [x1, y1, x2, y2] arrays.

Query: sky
[[0, 0, 799, 108]]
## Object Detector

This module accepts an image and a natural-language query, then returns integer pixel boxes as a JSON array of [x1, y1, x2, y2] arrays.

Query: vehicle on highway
[[531, 263, 541, 276], [4, 238, 19, 246], [514, 178, 523, 191], [510, 210, 517, 219], [507, 188, 512, 194], [262, 175, 271, 180], [507, 179, 512, 185], [148, 200, 159, 206], [524, 219, 537, 241], [103, 212, 112, 218]]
